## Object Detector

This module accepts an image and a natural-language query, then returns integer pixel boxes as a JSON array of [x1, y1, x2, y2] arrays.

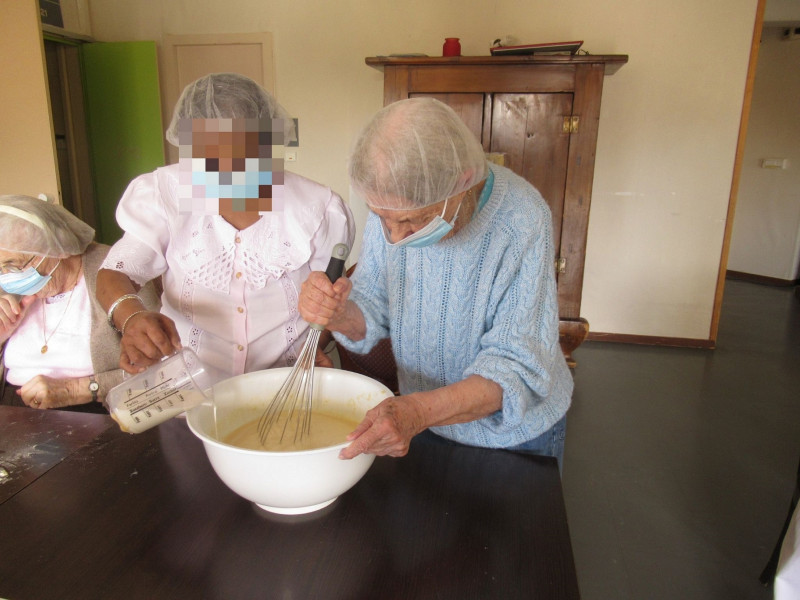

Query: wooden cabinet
[[366, 55, 627, 365]]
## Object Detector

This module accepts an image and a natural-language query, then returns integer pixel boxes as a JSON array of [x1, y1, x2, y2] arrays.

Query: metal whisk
[[257, 243, 350, 446]]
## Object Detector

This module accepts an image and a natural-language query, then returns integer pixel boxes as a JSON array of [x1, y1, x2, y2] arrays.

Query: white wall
[[728, 27, 800, 281], [86, 0, 760, 341]]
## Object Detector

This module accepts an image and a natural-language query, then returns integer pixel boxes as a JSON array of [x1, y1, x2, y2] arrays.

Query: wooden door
[[489, 93, 572, 258], [45, 39, 95, 227], [160, 33, 276, 165]]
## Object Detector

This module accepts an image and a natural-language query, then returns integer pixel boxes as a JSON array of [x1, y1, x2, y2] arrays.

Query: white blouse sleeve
[[281, 172, 355, 273], [307, 190, 355, 272], [100, 168, 173, 286]]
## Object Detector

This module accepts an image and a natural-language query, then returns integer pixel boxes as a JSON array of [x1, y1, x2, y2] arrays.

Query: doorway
[[726, 24, 800, 285], [44, 37, 96, 229], [42, 37, 166, 244]]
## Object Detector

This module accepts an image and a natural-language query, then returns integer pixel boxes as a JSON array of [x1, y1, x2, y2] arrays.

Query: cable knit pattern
[[336, 163, 573, 448]]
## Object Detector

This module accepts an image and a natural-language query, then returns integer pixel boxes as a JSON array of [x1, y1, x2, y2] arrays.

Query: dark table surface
[[0, 405, 579, 600]]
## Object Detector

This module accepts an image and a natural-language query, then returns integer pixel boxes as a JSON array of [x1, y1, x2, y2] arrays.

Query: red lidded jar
[[442, 38, 461, 57]]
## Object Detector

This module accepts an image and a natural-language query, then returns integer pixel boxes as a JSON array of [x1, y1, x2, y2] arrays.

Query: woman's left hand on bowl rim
[[339, 395, 425, 460]]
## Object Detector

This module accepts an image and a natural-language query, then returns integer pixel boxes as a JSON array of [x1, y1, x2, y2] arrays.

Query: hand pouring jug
[[107, 347, 222, 433]]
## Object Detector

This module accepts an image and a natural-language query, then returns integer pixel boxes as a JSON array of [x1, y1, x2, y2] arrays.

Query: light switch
[[761, 158, 787, 169]]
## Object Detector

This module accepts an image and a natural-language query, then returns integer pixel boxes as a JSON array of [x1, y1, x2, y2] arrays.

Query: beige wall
[[728, 27, 800, 281], [83, 0, 760, 341], [580, 3, 758, 339], [0, 0, 59, 201]]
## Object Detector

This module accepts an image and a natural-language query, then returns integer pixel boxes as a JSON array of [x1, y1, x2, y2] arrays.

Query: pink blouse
[[101, 164, 354, 377]]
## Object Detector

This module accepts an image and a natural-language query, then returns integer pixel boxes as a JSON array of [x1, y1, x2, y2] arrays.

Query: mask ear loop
[[436, 197, 450, 219], [44, 258, 61, 277], [448, 195, 464, 226]]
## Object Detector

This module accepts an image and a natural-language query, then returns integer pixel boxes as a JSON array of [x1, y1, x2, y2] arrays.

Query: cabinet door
[[409, 92, 485, 143], [489, 93, 572, 256], [410, 92, 572, 280]]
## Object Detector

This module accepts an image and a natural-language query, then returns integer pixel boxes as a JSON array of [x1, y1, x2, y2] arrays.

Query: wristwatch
[[89, 378, 100, 403]]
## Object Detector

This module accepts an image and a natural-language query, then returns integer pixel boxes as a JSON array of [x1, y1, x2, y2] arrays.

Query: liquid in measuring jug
[[107, 348, 221, 434]]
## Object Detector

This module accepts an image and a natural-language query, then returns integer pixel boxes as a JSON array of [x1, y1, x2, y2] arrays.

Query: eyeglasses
[[0, 254, 37, 275]]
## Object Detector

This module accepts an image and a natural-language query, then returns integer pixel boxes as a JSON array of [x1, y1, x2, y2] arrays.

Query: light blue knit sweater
[[336, 163, 573, 448]]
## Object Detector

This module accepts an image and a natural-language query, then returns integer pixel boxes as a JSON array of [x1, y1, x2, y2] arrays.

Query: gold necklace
[[40, 285, 76, 354], [41, 258, 83, 354]]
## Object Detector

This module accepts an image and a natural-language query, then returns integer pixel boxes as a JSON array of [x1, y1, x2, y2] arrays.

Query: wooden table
[[0, 406, 579, 599]]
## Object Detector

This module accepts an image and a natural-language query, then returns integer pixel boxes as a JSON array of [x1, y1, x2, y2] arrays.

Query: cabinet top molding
[[366, 54, 629, 76]]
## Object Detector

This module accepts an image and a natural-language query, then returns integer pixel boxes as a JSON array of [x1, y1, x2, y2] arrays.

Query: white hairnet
[[0, 195, 95, 258], [349, 97, 488, 210], [165, 73, 297, 146]]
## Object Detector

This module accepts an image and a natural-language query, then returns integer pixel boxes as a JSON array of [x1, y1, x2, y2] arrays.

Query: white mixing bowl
[[186, 367, 392, 515]]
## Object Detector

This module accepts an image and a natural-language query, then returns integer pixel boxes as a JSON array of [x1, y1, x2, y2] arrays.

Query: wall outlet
[[761, 158, 787, 169], [782, 27, 800, 41]]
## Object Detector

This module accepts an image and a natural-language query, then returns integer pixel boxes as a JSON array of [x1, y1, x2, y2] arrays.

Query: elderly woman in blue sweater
[[299, 97, 573, 468]]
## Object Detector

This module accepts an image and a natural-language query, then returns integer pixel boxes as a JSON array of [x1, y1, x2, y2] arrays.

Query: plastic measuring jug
[[107, 348, 222, 434]]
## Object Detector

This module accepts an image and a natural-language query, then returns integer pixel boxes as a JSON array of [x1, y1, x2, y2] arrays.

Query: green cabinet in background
[[81, 41, 165, 244]]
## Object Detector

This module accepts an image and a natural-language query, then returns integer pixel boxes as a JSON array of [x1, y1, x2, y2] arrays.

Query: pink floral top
[[102, 164, 354, 377]]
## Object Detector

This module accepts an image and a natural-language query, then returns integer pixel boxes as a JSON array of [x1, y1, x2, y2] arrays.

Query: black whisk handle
[[324, 243, 350, 284]]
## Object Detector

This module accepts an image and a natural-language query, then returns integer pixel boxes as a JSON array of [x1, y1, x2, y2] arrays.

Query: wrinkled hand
[[339, 396, 426, 460], [119, 311, 182, 373], [0, 294, 36, 345], [19, 376, 85, 409], [299, 272, 352, 329]]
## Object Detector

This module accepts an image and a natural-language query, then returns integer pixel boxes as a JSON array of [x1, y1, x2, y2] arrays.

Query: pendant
[[41, 345, 48, 354]]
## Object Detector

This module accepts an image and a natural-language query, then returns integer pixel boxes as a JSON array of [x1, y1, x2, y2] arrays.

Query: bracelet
[[107, 294, 142, 333], [121, 310, 148, 336]]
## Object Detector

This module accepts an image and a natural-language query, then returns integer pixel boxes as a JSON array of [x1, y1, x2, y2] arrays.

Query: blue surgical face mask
[[382, 198, 463, 248], [0, 257, 60, 296], [187, 158, 275, 200]]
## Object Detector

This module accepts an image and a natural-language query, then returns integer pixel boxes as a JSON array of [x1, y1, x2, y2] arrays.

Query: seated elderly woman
[[0, 195, 159, 411], [97, 73, 353, 377], [299, 98, 574, 469]]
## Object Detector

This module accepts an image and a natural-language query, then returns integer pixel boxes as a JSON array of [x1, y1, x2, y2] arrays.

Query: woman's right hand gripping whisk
[[300, 270, 420, 461], [298, 271, 354, 332]]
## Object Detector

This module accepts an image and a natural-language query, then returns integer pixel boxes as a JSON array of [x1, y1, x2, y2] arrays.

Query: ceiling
[[765, 0, 800, 26]]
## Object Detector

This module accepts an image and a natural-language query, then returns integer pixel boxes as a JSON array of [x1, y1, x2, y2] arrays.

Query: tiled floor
[[562, 280, 800, 599]]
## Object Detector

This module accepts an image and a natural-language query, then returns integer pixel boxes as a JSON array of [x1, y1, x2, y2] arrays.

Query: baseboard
[[585, 331, 715, 349], [726, 270, 799, 287], [584, 275, 798, 349]]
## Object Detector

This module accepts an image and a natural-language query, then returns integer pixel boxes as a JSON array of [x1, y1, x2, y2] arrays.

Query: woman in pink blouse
[[97, 73, 354, 377]]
